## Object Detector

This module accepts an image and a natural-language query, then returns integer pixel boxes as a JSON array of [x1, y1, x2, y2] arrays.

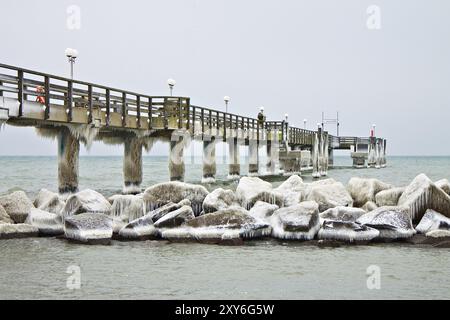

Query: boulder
[[63, 189, 111, 217], [435, 179, 450, 195], [397, 174, 450, 222], [0, 223, 39, 239], [319, 206, 367, 223], [318, 221, 380, 242], [25, 208, 64, 236], [143, 182, 208, 215], [274, 175, 305, 207], [202, 188, 240, 214], [153, 205, 195, 228], [109, 194, 145, 222], [64, 213, 113, 244], [425, 229, 450, 239], [33, 189, 65, 214], [0, 205, 13, 224], [415, 209, 450, 234], [347, 177, 392, 207], [362, 201, 378, 212], [249, 201, 279, 220], [0, 191, 34, 223], [306, 182, 353, 212], [118, 214, 160, 241], [271, 201, 320, 240], [357, 207, 416, 240], [148, 199, 191, 223], [236, 177, 284, 210], [375, 187, 405, 207]]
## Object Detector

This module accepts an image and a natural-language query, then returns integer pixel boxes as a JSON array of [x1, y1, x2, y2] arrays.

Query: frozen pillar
[[169, 136, 185, 181], [266, 140, 278, 174], [328, 148, 334, 166], [382, 139, 387, 167], [248, 140, 259, 176], [228, 138, 240, 179], [367, 137, 376, 168], [57, 129, 80, 194], [312, 131, 320, 178], [123, 138, 143, 194], [202, 137, 216, 183], [375, 139, 382, 169]]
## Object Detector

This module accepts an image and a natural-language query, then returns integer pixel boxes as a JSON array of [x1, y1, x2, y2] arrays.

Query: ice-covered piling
[[228, 137, 241, 178], [123, 138, 143, 194], [202, 137, 216, 183], [57, 128, 80, 194], [312, 131, 320, 178], [169, 137, 185, 182], [248, 141, 259, 176]]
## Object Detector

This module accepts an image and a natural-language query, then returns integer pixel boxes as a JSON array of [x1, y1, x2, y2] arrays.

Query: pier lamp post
[[285, 113, 289, 122], [65, 48, 78, 79], [303, 119, 307, 129], [167, 79, 176, 96], [372, 124, 376, 137], [224, 96, 230, 113]]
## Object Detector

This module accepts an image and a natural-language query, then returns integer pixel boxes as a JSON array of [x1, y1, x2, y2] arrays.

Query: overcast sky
[[0, 0, 449, 156]]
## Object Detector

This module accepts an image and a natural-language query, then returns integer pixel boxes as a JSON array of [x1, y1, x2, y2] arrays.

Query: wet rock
[[118, 214, 160, 241], [143, 182, 208, 215], [347, 177, 392, 207], [397, 174, 450, 222], [0, 191, 34, 223], [415, 209, 450, 234], [435, 179, 450, 195], [63, 189, 112, 217], [319, 206, 367, 223], [153, 205, 195, 228], [0, 223, 39, 239], [305, 182, 353, 212], [64, 213, 113, 244], [33, 189, 65, 215], [236, 177, 284, 210], [202, 188, 240, 214], [25, 208, 64, 236], [274, 175, 305, 207], [357, 207, 416, 240], [375, 187, 405, 207], [271, 201, 320, 240], [318, 221, 379, 242], [362, 201, 378, 212], [249, 201, 279, 220], [0, 205, 13, 224]]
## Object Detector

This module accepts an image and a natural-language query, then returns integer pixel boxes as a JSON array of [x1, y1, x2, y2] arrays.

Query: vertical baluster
[[148, 97, 153, 129], [201, 108, 205, 138], [106, 88, 110, 126], [18, 70, 24, 117], [186, 98, 191, 130], [122, 92, 127, 127], [223, 112, 227, 141], [136, 95, 141, 128], [192, 106, 196, 135], [67, 80, 73, 122], [0, 80, 3, 97], [163, 97, 168, 129], [88, 85, 93, 124], [44, 76, 50, 120]]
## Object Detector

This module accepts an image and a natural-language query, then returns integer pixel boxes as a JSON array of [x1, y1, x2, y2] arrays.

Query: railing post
[[186, 98, 190, 130], [106, 89, 110, 126], [17, 70, 24, 117], [192, 105, 196, 135], [178, 97, 182, 129], [201, 108, 205, 138], [44, 76, 50, 120], [148, 97, 153, 129], [88, 85, 93, 124], [223, 112, 227, 141], [122, 92, 127, 127], [0, 80, 3, 97], [163, 97, 168, 129], [136, 95, 141, 128], [67, 80, 73, 122]]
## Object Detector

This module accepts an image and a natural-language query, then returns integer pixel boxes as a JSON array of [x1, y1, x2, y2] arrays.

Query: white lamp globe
[[224, 96, 230, 102], [167, 78, 176, 86]]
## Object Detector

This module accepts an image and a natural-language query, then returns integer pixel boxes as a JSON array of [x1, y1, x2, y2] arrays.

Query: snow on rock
[[249, 201, 279, 221], [33, 189, 65, 215], [202, 188, 240, 214], [0, 223, 39, 239], [425, 229, 450, 238], [63, 189, 111, 217], [153, 205, 195, 228], [397, 174, 450, 222], [149, 200, 191, 223], [305, 181, 353, 212], [356, 207, 416, 240], [143, 182, 208, 215], [25, 208, 64, 236], [0, 205, 13, 224], [273, 175, 305, 207], [318, 221, 380, 242], [375, 187, 405, 207], [118, 215, 160, 241], [347, 177, 392, 207], [0, 191, 34, 223], [435, 179, 450, 195], [236, 177, 284, 210], [109, 194, 145, 222], [415, 209, 450, 234], [319, 206, 367, 223], [270, 201, 320, 240], [64, 213, 113, 244], [362, 201, 378, 212]]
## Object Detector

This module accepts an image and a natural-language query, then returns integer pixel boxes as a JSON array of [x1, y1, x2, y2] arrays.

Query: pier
[[0, 63, 387, 194]]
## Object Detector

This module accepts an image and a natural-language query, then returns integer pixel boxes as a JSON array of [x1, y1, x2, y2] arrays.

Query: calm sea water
[[1, 155, 450, 299]]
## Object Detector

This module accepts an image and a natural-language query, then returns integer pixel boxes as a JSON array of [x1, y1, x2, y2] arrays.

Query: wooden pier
[[0, 63, 387, 193]]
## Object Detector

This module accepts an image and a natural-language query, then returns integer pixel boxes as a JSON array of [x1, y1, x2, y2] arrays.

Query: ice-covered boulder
[[274, 175, 305, 207], [0, 205, 13, 224], [271, 201, 320, 240], [347, 177, 392, 207], [362, 201, 378, 212], [0, 191, 34, 223], [375, 187, 405, 207], [153, 205, 195, 228], [143, 182, 208, 215], [25, 208, 63, 236], [318, 221, 379, 242], [64, 213, 113, 244], [357, 207, 416, 240], [33, 189, 65, 215], [435, 179, 450, 195], [118, 214, 160, 241], [63, 189, 111, 217], [249, 201, 279, 221], [236, 177, 283, 210], [0, 223, 39, 239], [319, 206, 366, 223], [202, 188, 240, 214], [397, 174, 450, 222], [415, 209, 450, 234], [148, 199, 191, 223], [109, 194, 145, 222], [305, 182, 353, 212], [425, 229, 450, 238]]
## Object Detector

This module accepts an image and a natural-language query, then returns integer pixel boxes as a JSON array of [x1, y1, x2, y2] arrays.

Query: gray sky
[[0, 0, 449, 156]]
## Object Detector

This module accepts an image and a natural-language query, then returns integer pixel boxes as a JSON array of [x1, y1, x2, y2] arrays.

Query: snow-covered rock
[[271, 201, 320, 240], [357, 207, 416, 240], [63, 189, 111, 217], [249, 201, 279, 221], [425, 229, 450, 238], [362, 201, 378, 212], [273, 175, 305, 207], [153, 205, 195, 228], [397, 174, 450, 222], [143, 182, 208, 215], [0, 223, 39, 239], [318, 221, 379, 242], [435, 179, 450, 195], [236, 177, 283, 210], [0, 191, 34, 223], [319, 206, 367, 223], [149, 199, 191, 223], [305, 181, 353, 212], [202, 188, 240, 214], [375, 187, 405, 207], [33, 189, 65, 215], [64, 213, 113, 244], [0, 205, 13, 224], [25, 208, 63, 236], [109, 194, 145, 222], [347, 177, 392, 207], [415, 209, 450, 234], [118, 215, 160, 241]]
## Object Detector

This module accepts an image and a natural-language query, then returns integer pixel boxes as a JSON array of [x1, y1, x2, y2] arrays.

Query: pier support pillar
[[300, 150, 311, 169], [123, 138, 143, 194], [367, 137, 376, 168], [169, 136, 185, 181], [266, 140, 279, 174], [228, 138, 240, 179], [202, 137, 216, 183], [312, 131, 320, 178], [328, 148, 334, 166], [321, 132, 328, 176], [375, 139, 382, 169], [381, 139, 387, 167], [248, 140, 259, 176], [57, 129, 80, 194]]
